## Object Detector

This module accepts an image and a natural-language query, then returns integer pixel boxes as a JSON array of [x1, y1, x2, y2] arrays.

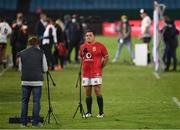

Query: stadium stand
[[0, 0, 17, 10], [0, 0, 179, 12], [28, 0, 180, 11]]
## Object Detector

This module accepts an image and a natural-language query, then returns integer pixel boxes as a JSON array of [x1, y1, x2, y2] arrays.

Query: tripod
[[73, 61, 86, 119], [44, 71, 59, 124]]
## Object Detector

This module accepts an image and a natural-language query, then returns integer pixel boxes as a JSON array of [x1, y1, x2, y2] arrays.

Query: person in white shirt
[[42, 18, 57, 70], [139, 9, 152, 64], [0, 17, 12, 68]]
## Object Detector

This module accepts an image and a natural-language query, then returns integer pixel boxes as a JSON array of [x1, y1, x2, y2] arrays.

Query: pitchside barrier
[[134, 43, 148, 66], [102, 20, 180, 36]]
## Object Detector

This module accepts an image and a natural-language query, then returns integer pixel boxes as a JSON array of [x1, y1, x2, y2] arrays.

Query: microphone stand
[[72, 59, 86, 119], [44, 71, 59, 125]]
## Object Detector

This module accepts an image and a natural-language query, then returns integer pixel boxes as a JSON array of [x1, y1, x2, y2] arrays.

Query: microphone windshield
[[83, 48, 88, 53]]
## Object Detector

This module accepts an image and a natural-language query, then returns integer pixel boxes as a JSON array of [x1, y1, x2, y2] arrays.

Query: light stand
[[44, 71, 59, 125], [72, 60, 86, 119]]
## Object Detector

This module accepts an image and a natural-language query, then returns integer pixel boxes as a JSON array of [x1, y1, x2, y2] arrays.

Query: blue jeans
[[20, 85, 42, 125], [113, 39, 134, 61]]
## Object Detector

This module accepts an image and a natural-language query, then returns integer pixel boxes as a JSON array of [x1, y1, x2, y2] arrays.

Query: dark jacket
[[162, 21, 179, 48], [36, 21, 46, 39], [19, 46, 44, 81]]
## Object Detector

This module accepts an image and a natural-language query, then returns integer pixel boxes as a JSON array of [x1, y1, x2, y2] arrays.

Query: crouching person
[[17, 37, 48, 127]]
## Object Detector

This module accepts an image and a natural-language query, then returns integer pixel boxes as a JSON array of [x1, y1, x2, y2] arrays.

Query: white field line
[[172, 97, 180, 109], [153, 72, 160, 79], [0, 65, 11, 76]]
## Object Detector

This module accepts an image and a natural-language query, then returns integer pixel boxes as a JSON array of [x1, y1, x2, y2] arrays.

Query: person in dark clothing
[[17, 37, 48, 127], [162, 17, 179, 71], [66, 14, 83, 64], [10, 13, 28, 68], [36, 13, 47, 48], [53, 19, 67, 70], [64, 14, 72, 56]]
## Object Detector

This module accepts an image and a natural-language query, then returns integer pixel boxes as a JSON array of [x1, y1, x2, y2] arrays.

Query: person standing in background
[[36, 13, 47, 48], [112, 15, 134, 63], [54, 19, 67, 70], [67, 14, 83, 64], [139, 9, 152, 64], [42, 18, 57, 70], [0, 16, 12, 68], [10, 13, 28, 68], [161, 16, 179, 71]]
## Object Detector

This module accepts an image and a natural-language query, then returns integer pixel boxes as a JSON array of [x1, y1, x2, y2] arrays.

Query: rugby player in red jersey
[[79, 30, 108, 118]]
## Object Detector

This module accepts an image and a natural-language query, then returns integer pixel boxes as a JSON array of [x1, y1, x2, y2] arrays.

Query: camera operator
[[17, 37, 48, 127]]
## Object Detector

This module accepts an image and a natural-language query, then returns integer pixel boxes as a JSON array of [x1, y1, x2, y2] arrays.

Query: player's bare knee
[[85, 86, 92, 96], [94, 85, 101, 96]]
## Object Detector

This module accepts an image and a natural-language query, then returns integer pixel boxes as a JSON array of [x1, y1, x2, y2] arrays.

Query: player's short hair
[[85, 29, 96, 36]]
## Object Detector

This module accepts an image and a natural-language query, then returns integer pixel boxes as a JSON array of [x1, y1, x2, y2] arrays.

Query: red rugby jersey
[[80, 42, 108, 77]]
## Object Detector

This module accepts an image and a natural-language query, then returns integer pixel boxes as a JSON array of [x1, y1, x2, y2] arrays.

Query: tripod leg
[[44, 72, 59, 125], [46, 109, 52, 124], [73, 105, 80, 119], [43, 112, 50, 125], [44, 107, 52, 124], [51, 112, 59, 124]]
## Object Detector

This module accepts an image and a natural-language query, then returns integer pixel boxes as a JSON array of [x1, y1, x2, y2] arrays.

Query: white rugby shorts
[[82, 77, 102, 86]]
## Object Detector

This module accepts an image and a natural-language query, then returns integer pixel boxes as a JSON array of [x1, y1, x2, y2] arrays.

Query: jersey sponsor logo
[[85, 52, 93, 61], [86, 52, 92, 59]]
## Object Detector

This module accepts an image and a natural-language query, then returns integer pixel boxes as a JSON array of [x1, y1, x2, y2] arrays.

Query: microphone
[[82, 48, 88, 58], [83, 48, 88, 54]]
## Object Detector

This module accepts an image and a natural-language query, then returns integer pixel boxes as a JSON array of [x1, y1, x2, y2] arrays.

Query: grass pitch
[[0, 36, 180, 129]]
